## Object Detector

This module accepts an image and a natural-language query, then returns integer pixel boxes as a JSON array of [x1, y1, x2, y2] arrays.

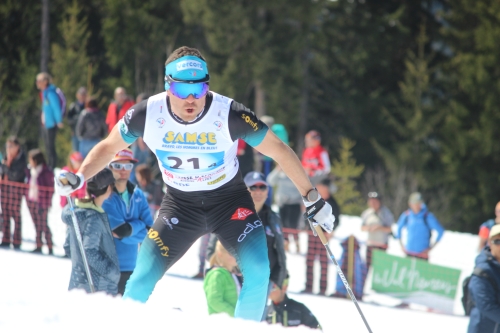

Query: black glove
[[113, 223, 132, 239]]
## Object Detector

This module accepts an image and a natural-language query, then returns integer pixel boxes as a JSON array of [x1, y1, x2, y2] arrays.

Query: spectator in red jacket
[[301, 130, 331, 181], [105, 87, 134, 133]]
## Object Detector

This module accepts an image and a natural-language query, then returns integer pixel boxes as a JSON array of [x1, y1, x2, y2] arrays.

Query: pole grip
[[314, 224, 329, 245]]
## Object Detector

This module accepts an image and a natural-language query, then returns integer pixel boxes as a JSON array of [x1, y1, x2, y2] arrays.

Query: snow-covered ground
[[0, 195, 473, 332]]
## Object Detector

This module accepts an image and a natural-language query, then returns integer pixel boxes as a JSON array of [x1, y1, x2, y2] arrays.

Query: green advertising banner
[[371, 251, 461, 313]]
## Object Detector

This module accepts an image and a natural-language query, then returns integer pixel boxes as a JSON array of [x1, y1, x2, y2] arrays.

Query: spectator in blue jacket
[[467, 224, 500, 333], [103, 148, 154, 295], [395, 192, 445, 261], [36, 72, 63, 170]]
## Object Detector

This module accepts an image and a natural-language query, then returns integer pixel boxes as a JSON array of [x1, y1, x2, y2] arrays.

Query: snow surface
[[0, 195, 473, 332]]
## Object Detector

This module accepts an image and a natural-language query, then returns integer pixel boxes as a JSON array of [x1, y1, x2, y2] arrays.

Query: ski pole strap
[[303, 198, 325, 220]]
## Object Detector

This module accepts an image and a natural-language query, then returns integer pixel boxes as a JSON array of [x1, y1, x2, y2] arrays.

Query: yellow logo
[[163, 131, 216, 145], [241, 114, 259, 132], [148, 228, 169, 257], [207, 174, 226, 185]]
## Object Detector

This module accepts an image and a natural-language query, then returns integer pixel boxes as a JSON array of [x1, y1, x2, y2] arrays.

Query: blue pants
[[123, 178, 270, 321]]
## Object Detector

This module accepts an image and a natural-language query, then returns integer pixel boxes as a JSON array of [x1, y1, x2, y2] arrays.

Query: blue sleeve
[[138, 191, 154, 227], [47, 90, 62, 124], [227, 101, 269, 147], [119, 191, 153, 244], [102, 195, 124, 230], [427, 213, 445, 242], [120, 220, 147, 244], [469, 275, 500, 323], [395, 213, 406, 239]]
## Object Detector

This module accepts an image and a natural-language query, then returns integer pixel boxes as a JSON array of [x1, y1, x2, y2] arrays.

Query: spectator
[[303, 177, 340, 295], [60, 151, 87, 208], [130, 93, 151, 184], [237, 140, 254, 179], [36, 72, 63, 170], [0, 136, 27, 249], [267, 165, 302, 252], [467, 224, 500, 333], [243, 171, 288, 292], [102, 148, 154, 295], [62, 168, 120, 295], [26, 149, 54, 254], [395, 192, 445, 260], [266, 275, 321, 329], [76, 97, 108, 158], [478, 201, 500, 251], [361, 191, 395, 268], [105, 87, 134, 133], [301, 130, 331, 183], [134, 163, 164, 217], [204, 240, 241, 317], [67, 87, 87, 152]]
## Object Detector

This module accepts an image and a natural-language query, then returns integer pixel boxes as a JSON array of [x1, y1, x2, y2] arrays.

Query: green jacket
[[204, 267, 239, 317]]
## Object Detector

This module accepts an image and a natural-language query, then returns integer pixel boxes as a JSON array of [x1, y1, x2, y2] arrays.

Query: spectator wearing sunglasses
[[55, 46, 336, 322], [477, 201, 500, 251], [102, 148, 154, 295], [244, 172, 287, 295], [467, 224, 500, 333], [361, 191, 395, 268]]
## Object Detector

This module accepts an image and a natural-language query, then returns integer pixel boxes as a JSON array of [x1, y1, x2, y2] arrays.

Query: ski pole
[[61, 176, 95, 293], [311, 222, 373, 333]]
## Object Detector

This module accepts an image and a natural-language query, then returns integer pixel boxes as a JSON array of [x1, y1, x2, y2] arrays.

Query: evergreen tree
[[331, 137, 365, 215]]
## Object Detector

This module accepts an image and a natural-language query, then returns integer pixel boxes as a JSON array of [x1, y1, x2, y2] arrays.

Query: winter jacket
[[67, 101, 85, 131], [266, 295, 320, 329], [259, 204, 288, 288], [105, 99, 134, 133], [102, 181, 154, 271], [301, 145, 330, 177], [76, 108, 108, 140], [41, 84, 62, 129], [395, 204, 445, 255], [25, 165, 54, 209], [467, 246, 500, 333], [361, 206, 395, 246], [204, 266, 240, 317], [62, 200, 120, 295], [267, 168, 302, 206], [0, 150, 27, 182], [59, 166, 87, 207]]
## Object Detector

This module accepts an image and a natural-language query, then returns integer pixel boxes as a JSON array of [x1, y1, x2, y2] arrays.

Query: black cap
[[87, 168, 115, 192]]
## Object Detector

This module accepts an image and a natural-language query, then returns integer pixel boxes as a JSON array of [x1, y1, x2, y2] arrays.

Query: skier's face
[[167, 90, 206, 122]]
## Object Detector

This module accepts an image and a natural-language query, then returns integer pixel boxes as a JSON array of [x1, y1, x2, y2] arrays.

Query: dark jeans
[[44, 127, 58, 170], [118, 271, 133, 295]]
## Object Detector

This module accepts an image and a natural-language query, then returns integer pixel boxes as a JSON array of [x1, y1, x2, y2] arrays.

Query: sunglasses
[[249, 184, 268, 191], [165, 75, 209, 99], [109, 162, 134, 171], [491, 239, 500, 246], [368, 192, 380, 199]]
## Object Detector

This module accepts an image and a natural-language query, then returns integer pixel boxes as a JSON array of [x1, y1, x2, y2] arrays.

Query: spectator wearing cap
[[76, 97, 108, 159], [303, 177, 340, 295], [301, 130, 331, 183], [102, 148, 154, 295], [395, 192, 445, 261], [361, 191, 395, 268], [62, 168, 120, 295], [467, 224, 500, 333], [60, 151, 87, 208], [477, 201, 500, 251], [67, 87, 87, 152]]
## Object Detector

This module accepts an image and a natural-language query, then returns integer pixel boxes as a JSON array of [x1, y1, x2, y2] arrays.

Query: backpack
[[462, 267, 499, 316]]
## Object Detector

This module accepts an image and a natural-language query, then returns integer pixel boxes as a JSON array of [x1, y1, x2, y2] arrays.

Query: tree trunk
[[254, 80, 265, 118], [40, 0, 50, 72], [296, 47, 310, 155]]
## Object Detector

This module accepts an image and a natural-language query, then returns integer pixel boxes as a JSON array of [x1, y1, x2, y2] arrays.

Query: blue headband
[[165, 55, 209, 90]]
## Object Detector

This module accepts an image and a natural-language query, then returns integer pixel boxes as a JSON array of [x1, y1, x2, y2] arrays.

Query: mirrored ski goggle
[[109, 162, 134, 171], [165, 75, 209, 99]]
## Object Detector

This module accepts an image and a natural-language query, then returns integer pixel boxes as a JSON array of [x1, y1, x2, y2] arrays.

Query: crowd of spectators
[[1, 72, 498, 330]]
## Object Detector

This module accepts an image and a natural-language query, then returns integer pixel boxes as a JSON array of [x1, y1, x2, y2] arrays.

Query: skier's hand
[[303, 198, 336, 233], [55, 170, 84, 196]]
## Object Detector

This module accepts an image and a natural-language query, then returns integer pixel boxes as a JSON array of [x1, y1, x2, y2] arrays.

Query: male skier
[[55, 46, 335, 321]]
